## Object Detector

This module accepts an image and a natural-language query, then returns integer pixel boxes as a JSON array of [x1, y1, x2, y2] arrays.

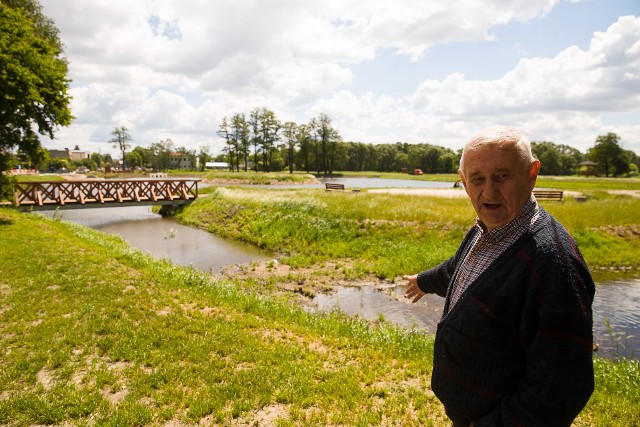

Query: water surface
[[48, 206, 271, 272]]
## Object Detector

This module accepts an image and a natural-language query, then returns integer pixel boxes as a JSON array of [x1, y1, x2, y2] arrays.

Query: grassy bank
[[1, 208, 638, 426], [0, 208, 443, 426], [180, 186, 640, 281]]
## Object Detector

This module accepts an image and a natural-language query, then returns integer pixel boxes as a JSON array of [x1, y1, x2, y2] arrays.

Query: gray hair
[[459, 126, 535, 173]]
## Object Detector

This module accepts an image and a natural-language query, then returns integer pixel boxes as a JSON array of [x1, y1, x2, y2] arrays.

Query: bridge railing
[[13, 179, 199, 209]]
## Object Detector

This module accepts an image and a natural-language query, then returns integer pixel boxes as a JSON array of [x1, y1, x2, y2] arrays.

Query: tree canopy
[[587, 132, 629, 177], [109, 125, 132, 169], [0, 1, 72, 162]]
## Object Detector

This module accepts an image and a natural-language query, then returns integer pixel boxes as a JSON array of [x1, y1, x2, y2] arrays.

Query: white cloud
[[39, 1, 640, 158]]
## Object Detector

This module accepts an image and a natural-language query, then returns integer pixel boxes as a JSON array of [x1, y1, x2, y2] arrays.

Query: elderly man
[[405, 126, 594, 426]]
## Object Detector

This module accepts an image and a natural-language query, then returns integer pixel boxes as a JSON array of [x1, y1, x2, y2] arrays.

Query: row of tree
[[215, 108, 639, 177], [40, 121, 640, 179], [217, 108, 342, 175]]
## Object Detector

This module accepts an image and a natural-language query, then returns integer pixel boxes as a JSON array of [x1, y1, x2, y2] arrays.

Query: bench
[[325, 183, 345, 191], [533, 190, 564, 201], [325, 183, 361, 193]]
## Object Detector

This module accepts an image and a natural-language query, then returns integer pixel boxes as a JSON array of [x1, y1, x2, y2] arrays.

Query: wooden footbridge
[[10, 178, 200, 215]]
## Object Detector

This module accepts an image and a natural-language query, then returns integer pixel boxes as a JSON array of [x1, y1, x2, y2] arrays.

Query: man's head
[[458, 126, 540, 231]]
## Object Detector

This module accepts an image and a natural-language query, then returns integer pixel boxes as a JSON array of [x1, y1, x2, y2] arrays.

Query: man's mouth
[[483, 203, 501, 209]]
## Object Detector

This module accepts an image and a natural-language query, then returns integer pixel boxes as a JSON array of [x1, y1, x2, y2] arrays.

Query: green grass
[[14, 174, 65, 182], [179, 187, 640, 281], [0, 208, 444, 426], [536, 175, 640, 191], [204, 170, 317, 185], [1, 208, 638, 426]]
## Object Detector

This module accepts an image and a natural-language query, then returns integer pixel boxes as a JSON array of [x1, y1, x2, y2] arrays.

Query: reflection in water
[[592, 279, 640, 358], [97, 219, 269, 272], [311, 286, 445, 334]]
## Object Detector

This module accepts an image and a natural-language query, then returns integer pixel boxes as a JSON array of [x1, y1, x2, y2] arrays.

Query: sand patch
[[368, 188, 467, 197]]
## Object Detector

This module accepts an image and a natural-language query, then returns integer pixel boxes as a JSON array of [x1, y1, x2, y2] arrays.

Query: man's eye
[[471, 178, 484, 184]]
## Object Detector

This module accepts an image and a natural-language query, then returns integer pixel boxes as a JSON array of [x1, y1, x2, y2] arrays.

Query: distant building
[[205, 161, 230, 170], [578, 160, 600, 177], [170, 152, 198, 170], [48, 148, 90, 161]]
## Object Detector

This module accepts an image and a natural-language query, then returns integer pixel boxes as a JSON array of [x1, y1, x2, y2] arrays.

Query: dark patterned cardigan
[[417, 207, 595, 426]]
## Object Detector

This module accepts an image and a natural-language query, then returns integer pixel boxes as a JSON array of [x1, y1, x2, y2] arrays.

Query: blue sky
[[41, 0, 640, 158], [350, 0, 640, 93]]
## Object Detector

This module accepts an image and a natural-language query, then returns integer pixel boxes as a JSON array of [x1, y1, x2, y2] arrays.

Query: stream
[[42, 178, 640, 359]]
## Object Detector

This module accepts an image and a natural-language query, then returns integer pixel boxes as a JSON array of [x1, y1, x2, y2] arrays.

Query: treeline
[[216, 107, 459, 175], [19, 112, 640, 179], [36, 138, 202, 173], [216, 107, 639, 177]]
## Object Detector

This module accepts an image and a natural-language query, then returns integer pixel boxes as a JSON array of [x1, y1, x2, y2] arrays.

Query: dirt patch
[[368, 188, 468, 198], [591, 225, 640, 239], [36, 367, 56, 390], [203, 178, 319, 186], [212, 259, 403, 303], [608, 190, 640, 198]]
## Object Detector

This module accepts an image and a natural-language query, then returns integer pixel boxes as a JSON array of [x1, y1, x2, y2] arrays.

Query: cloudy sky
[[41, 0, 640, 159]]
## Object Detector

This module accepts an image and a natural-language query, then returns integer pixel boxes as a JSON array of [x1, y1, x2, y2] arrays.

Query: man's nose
[[482, 179, 499, 199]]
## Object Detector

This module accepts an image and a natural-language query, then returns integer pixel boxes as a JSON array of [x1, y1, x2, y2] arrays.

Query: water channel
[[43, 177, 640, 359]]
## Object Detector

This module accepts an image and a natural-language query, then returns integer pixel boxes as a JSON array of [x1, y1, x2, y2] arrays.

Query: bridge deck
[[11, 179, 200, 211]]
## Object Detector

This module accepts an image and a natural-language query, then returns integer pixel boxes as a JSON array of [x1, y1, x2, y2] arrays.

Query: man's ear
[[458, 169, 471, 197], [529, 160, 540, 187], [458, 169, 466, 186]]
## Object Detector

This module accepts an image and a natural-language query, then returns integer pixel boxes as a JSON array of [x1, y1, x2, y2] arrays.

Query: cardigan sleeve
[[416, 226, 477, 298], [416, 257, 456, 297]]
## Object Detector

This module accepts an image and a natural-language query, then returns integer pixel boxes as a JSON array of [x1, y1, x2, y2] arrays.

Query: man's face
[[459, 144, 539, 231]]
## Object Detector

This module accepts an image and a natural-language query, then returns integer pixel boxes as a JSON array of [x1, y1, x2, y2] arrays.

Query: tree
[[217, 117, 234, 170], [587, 132, 626, 177], [125, 151, 143, 169], [259, 108, 281, 172], [198, 146, 211, 171], [531, 141, 580, 175], [248, 108, 262, 172], [231, 113, 250, 172], [0, 1, 72, 187], [282, 121, 298, 174], [90, 152, 103, 170], [109, 126, 132, 170], [131, 146, 151, 168], [149, 139, 175, 171], [310, 113, 340, 175], [295, 124, 313, 173]]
